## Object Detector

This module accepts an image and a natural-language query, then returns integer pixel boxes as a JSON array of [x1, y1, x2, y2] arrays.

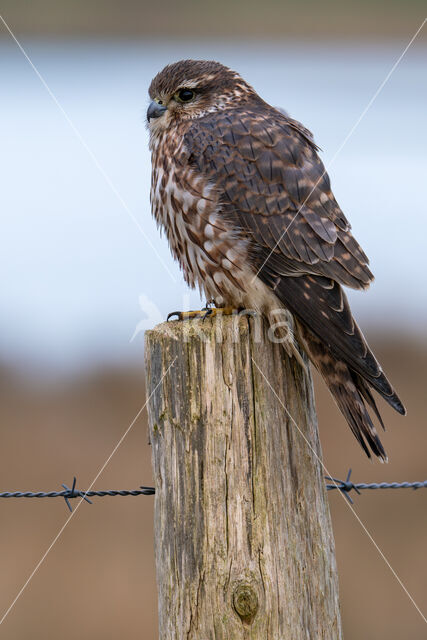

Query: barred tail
[[299, 323, 394, 461]]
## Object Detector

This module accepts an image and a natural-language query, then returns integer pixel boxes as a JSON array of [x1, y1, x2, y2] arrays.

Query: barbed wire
[[0, 477, 155, 512], [325, 469, 427, 504], [0, 470, 425, 510]]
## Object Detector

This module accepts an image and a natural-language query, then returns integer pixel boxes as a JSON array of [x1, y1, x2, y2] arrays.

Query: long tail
[[265, 273, 406, 460], [298, 322, 394, 460]]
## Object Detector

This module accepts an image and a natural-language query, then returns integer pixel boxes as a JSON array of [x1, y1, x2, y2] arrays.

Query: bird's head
[[147, 59, 255, 132]]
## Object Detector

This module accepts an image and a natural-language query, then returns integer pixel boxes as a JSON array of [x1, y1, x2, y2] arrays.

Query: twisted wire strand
[[0, 489, 155, 499], [325, 469, 427, 503]]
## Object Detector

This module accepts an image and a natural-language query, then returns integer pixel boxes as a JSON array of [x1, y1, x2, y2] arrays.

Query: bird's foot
[[167, 306, 247, 322]]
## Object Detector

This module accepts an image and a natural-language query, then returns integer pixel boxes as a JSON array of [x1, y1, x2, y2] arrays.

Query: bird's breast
[[150, 138, 250, 305]]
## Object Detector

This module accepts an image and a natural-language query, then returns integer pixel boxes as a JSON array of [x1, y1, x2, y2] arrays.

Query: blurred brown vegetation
[[0, 337, 426, 638], [0, 0, 425, 40]]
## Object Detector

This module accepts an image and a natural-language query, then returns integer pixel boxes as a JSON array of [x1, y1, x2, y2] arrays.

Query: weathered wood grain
[[145, 315, 342, 639]]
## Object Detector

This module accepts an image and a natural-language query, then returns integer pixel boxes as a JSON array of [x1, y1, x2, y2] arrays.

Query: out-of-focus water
[[0, 40, 426, 372]]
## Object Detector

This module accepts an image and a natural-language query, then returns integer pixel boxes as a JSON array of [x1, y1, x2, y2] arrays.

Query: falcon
[[146, 59, 405, 460]]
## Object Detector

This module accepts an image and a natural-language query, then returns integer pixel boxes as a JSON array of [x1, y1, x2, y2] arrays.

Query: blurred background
[[0, 1, 426, 638]]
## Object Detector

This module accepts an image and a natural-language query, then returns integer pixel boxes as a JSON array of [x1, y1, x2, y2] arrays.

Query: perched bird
[[147, 59, 405, 460]]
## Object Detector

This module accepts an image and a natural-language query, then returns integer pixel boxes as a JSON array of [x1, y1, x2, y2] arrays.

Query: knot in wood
[[233, 584, 259, 625]]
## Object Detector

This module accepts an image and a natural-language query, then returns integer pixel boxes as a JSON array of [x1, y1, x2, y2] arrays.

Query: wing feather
[[184, 103, 372, 289]]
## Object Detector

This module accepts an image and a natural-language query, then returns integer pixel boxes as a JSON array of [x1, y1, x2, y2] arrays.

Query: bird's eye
[[176, 88, 195, 103]]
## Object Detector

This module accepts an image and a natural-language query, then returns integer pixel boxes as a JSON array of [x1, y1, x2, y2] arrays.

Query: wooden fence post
[[144, 315, 342, 639]]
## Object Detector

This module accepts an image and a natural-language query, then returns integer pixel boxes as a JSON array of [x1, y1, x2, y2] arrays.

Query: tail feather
[[260, 268, 406, 459], [352, 371, 386, 431], [298, 323, 389, 460]]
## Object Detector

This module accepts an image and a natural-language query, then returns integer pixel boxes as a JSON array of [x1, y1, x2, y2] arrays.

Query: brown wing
[[184, 102, 373, 290]]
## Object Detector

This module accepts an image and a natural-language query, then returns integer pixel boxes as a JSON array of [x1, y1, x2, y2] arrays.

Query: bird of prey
[[146, 59, 405, 460]]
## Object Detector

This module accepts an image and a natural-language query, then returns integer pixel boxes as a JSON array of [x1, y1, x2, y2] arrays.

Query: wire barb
[[61, 477, 93, 512], [325, 469, 360, 503]]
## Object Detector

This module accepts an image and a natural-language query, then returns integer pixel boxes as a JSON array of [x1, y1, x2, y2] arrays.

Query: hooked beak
[[147, 100, 167, 122]]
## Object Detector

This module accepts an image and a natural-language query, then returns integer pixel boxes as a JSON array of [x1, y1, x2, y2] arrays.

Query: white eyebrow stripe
[[176, 79, 201, 89]]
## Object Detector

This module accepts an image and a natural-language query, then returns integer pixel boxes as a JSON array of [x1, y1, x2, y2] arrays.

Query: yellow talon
[[201, 306, 238, 319]]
